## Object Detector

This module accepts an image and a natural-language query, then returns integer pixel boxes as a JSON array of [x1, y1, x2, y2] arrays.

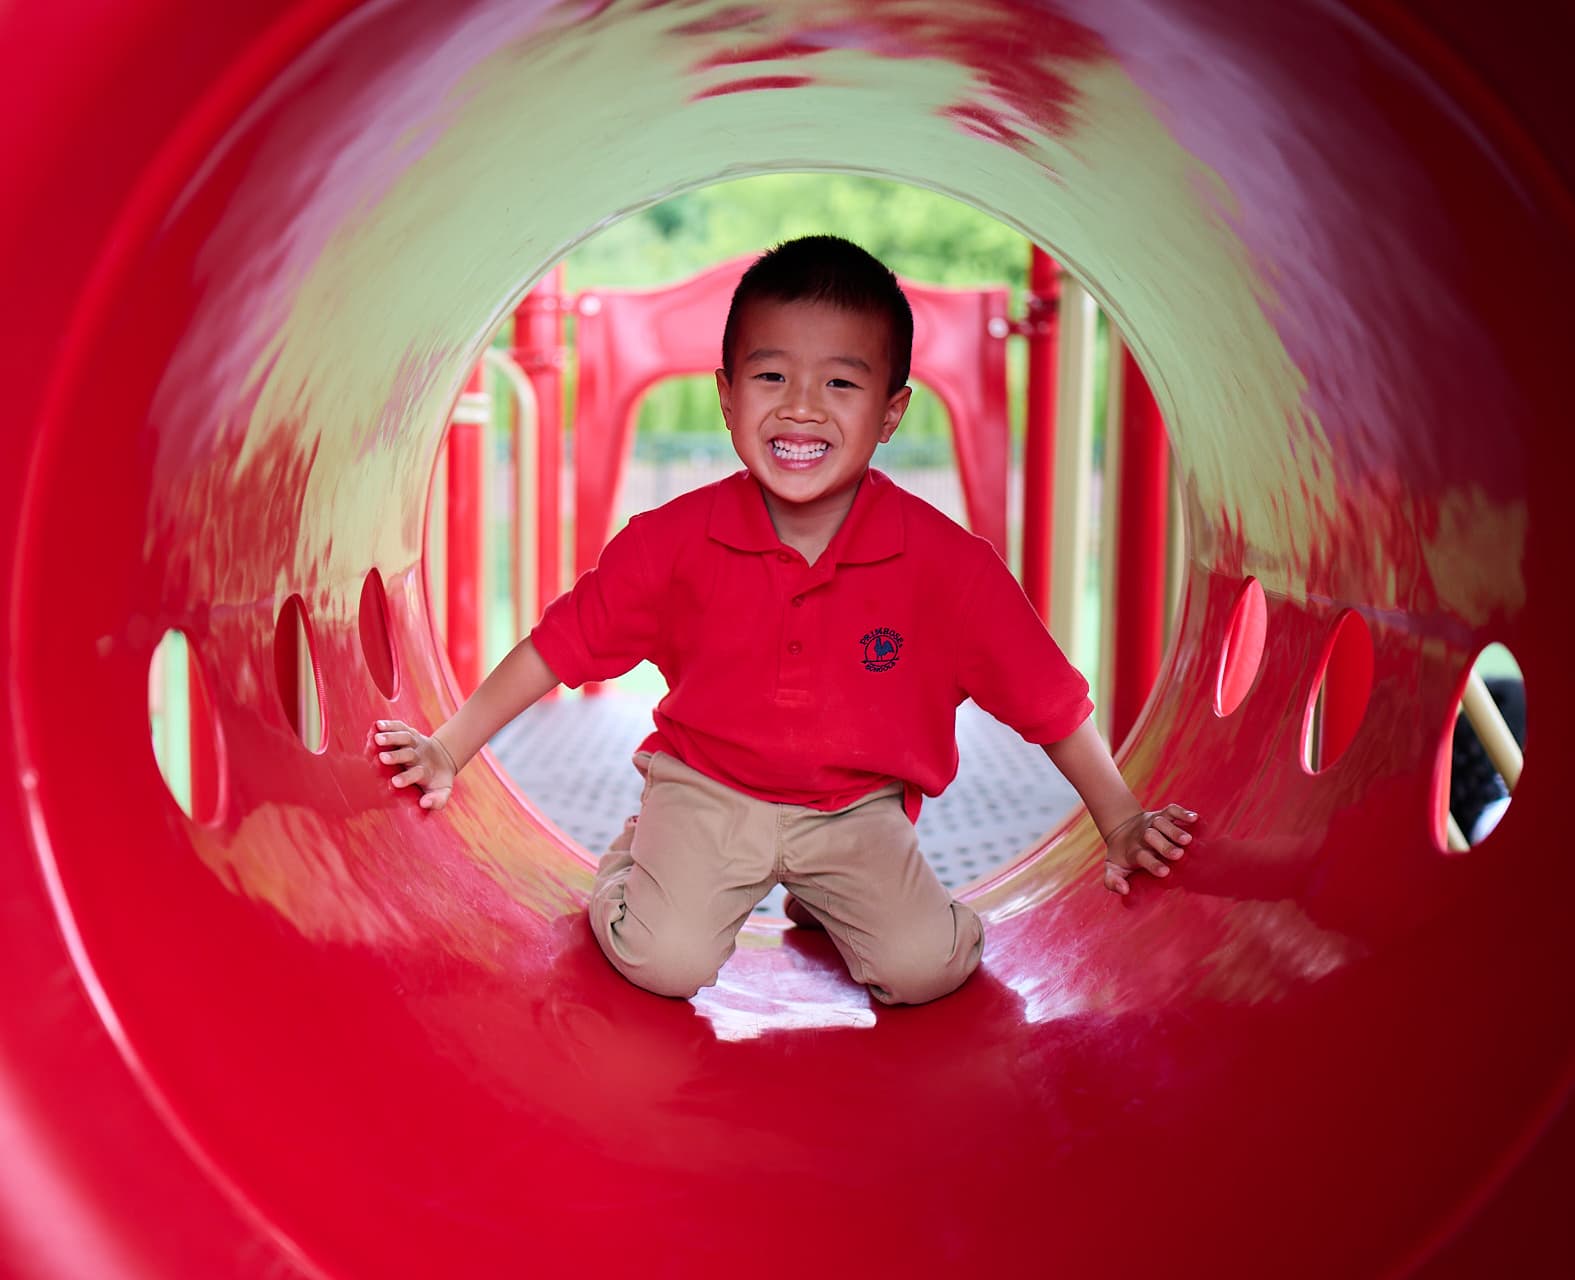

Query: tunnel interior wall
[[2, 1, 1572, 1276]]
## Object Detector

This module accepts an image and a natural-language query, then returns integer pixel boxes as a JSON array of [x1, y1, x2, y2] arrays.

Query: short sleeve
[[529, 518, 663, 688], [954, 542, 1093, 745]]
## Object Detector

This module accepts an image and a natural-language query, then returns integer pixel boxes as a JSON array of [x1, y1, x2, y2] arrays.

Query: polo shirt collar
[[708, 468, 905, 565]]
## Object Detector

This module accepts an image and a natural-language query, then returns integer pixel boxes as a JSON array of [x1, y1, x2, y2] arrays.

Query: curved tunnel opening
[[10, 1, 1572, 1276], [425, 172, 1158, 909]]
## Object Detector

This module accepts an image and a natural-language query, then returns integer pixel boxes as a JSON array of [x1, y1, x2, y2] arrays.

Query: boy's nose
[[779, 390, 826, 421]]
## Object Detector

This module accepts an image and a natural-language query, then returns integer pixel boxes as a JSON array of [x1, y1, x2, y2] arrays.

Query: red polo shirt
[[530, 469, 1092, 822]]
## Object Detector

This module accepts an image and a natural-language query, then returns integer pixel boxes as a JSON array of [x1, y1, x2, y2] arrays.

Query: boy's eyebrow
[[742, 347, 873, 374]]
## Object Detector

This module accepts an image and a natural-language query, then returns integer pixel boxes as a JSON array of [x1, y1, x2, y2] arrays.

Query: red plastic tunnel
[[2, 2, 1572, 1276]]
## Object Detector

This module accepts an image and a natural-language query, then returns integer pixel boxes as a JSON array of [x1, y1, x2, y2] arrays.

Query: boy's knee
[[627, 940, 721, 999], [596, 914, 727, 999], [866, 903, 983, 1006]]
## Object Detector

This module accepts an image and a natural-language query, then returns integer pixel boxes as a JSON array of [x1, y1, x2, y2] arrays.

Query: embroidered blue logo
[[860, 627, 904, 672]]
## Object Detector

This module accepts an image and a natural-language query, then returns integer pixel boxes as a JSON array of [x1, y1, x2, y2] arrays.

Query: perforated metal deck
[[489, 692, 1082, 914]]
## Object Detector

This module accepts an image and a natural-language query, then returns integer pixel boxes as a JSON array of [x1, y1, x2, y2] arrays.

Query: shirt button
[[777, 552, 793, 563], [787, 641, 802, 655], [791, 595, 805, 607]]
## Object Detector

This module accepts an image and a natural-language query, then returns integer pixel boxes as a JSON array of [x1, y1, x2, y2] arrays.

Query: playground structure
[[420, 247, 1175, 733], [3, 1, 1572, 1277]]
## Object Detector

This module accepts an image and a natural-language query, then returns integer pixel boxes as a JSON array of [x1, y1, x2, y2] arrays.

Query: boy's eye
[[753, 371, 785, 383], [827, 378, 860, 389]]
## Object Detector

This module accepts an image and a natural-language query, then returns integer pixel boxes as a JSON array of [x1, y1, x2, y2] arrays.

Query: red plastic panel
[[1, 2, 1571, 1278]]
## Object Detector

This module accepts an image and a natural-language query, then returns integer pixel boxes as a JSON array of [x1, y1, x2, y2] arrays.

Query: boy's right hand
[[373, 719, 458, 810]]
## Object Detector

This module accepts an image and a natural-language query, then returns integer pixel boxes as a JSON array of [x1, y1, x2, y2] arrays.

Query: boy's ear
[[879, 385, 912, 443], [715, 367, 733, 425]]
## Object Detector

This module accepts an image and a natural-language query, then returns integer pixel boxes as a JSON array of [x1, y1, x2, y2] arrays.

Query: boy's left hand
[[1102, 805, 1197, 896]]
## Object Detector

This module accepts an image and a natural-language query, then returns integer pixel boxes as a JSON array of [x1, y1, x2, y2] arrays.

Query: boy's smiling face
[[716, 298, 911, 536]]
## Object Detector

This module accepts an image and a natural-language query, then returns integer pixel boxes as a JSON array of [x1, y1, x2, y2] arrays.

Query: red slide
[[2, 2, 1570, 1275]]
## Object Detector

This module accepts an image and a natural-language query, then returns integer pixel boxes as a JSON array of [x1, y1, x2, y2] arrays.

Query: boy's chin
[[758, 459, 832, 483], [754, 472, 871, 513]]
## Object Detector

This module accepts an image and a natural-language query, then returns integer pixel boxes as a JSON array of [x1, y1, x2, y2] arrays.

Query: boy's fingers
[[1152, 816, 1192, 846], [1103, 863, 1131, 895], [379, 748, 418, 765], [1144, 827, 1185, 860], [1163, 803, 1199, 824], [1137, 850, 1170, 877], [418, 788, 451, 810], [391, 765, 426, 789]]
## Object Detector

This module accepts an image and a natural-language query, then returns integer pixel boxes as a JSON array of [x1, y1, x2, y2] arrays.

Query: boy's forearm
[[1042, 717, 1144, 839], [431, 637, 561, 771]]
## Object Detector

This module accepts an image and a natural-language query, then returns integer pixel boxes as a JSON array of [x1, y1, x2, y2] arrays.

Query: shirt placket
[[771, 549, 820, 702]]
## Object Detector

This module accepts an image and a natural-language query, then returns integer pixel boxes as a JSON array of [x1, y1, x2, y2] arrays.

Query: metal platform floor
[[489, 691, 1083, 915]]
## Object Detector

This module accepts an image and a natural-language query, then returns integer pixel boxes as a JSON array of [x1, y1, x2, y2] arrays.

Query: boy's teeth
[[771, 439, 829, 460]]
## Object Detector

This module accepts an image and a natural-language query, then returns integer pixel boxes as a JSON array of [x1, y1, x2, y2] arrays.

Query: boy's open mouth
[[770, 437, 830, 466]]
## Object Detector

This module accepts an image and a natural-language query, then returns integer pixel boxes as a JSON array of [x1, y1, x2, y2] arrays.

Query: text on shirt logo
[[860, 627, 904, 672]]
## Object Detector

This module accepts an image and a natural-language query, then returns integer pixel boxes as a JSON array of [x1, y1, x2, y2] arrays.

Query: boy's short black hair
[[721, 235, 914, 395]]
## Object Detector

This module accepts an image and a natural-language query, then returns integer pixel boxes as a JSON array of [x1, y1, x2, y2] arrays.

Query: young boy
[[375, 236, 1197, 1006]]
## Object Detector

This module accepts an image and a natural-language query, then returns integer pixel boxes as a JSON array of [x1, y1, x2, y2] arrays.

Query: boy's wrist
[[430, 732, 461, 776], [1096, 808, 1146, 845]]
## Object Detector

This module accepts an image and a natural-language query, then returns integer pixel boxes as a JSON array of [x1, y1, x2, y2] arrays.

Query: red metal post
[[445, 362, 488, 697], [1021, 246, 1059, 619], [514, 266, 565, 630], [1108, 349, 1171, 745]]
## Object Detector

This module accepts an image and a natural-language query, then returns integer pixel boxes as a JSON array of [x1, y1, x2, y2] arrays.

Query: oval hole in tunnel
[[147, 629, 225, 824], [274, 595, 327, 752], [360, 568, 399, 699], [1300, 609, 1373, 774], [1215, 577, 1266, 717], [1433, 642, 1525, 853]]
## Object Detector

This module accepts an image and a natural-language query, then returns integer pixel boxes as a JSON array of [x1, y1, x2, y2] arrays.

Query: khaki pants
[[589, 752, 983, 1005]]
